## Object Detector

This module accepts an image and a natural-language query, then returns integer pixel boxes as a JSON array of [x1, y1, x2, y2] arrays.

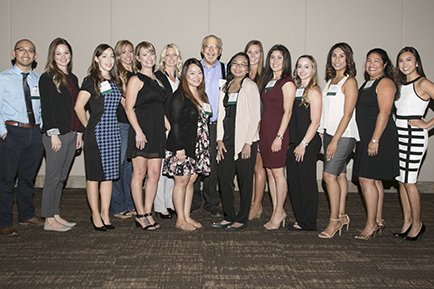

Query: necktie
[[22, 72, 35, 125]]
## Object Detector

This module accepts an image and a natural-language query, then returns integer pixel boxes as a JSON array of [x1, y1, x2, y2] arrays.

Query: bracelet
[[301, 139, 309, 147], [370, 139, 379, 144], [276, 134, 283, 140]]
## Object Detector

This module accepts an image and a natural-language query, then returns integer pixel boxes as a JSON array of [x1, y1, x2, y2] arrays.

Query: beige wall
[[1, 0, 433, 186]]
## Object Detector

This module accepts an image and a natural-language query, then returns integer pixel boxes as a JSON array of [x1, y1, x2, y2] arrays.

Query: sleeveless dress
[[81, 77, 121, 181], [353, 77, 399, 179], [259, 76, 293, 168], [395, 77, 429, 183], [127, 73, 167, 159]]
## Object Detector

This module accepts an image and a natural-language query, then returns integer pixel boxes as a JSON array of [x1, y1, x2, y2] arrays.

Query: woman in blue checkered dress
[[75, 44, 121, 231]]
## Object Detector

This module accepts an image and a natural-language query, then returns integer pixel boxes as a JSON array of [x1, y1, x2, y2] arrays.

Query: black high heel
[[393, 225, 411, 238], [135, 213, 159, 230], [144, 213, 160, 230], [90, 216, 106, 232], [103, 223, 115, 230], [403, 223, 426, 241]]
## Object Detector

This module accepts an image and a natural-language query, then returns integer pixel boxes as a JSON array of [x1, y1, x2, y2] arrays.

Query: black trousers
[[192, 122, 220, 211], [218, 142, 257, 223], [0, 126, 43, 227], [286, 136, 321, 230]]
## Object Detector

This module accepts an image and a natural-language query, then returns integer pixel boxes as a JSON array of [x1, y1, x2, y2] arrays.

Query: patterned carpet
[[0, 189, 433, 289]]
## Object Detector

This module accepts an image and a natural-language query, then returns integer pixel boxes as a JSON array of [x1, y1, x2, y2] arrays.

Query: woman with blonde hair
[[125, 41, 168, 230], [287, 55, 322, 231], [244, 40, 267, 221], [154, 43, 182, 219]]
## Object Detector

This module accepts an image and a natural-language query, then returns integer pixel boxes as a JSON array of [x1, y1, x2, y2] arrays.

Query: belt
[[5, 120, 40, 129], [210, 121, 217, 125]]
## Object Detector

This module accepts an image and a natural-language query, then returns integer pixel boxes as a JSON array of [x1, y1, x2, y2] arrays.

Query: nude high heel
[[318, 218, 343, 239], [339, 214, 350, 231], [264, 213, 286, 230]]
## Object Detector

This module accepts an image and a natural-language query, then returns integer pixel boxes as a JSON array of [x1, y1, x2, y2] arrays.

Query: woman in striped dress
[[394, 47, 434, 241]]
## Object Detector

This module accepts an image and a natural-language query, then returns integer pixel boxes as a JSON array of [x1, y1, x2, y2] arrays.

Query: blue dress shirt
[[0, 65, 41, 136], [201, 59, 224, 123]]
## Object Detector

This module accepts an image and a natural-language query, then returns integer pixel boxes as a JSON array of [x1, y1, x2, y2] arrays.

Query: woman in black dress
[[75, 44, 121, 231], [353, 48, 399, 240], [125, 41, 168, 230], [286, 55, 322, 232]]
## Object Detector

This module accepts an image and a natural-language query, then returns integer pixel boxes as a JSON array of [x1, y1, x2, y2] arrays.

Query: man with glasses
[[192, 35, 226, 217], [0, 39, 44, 236]]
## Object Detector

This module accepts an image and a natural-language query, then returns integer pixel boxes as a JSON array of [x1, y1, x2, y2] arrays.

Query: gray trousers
[[41, 132, 77, 218]]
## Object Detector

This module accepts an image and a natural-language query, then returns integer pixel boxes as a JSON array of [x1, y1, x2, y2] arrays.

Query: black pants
[[192, 122, 220, 211], [218, 142, 257, 223], [286, 136, 321, 230], [0, 126, 43, 227]]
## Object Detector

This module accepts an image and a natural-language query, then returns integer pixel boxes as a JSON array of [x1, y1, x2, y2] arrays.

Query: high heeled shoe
[[355, 226, 379, 241], [90, 216, 106, 232], [403, 223, 426, 241], [264, 213, 286, 230], [318, 218, 343, 239], [393, 225, 411, 238], [377, 219, 385, 234], [339, 214, 350, 231], [248, 204, 263, 220], [135, 213, 160, 230]]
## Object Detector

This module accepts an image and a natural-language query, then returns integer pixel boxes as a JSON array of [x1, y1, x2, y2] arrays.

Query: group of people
[[0, 36, 432, 242]]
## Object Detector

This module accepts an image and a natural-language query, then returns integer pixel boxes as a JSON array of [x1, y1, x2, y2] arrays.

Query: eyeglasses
[[15, 47, 35, 54], [203, 44, 220, 50], [231, 62, 248, 69]]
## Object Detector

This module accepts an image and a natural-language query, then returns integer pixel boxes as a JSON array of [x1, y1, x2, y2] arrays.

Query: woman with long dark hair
[[318, 42, 359, 238], [163, 58, 211, 231], [110, 40, 136, 219], [40, 37, 83, 232], [353, 48, 399, 240], [258, 44, 296, 230], [394, 47, 434, 241], [74, 44, 122, 231], [211, 52, 261, 230]]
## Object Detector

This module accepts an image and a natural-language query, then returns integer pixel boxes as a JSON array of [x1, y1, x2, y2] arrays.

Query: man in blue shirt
[[192, 35, 225, 217], [0, 39, 44, 236]]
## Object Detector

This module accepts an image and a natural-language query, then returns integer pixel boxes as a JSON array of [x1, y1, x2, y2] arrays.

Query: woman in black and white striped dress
[[394, 47, 434, 241]]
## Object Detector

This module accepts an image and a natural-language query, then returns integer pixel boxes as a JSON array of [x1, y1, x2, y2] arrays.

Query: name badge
[[295, 88, 305, 98], [265, 80, 276, 89], [228, 93, 238, 105], [31, 86, 40, 98], [326, 84, 338, 97], [219, 79, 227, 88], [202, 103, 212, 115], [364, 80, 375, 89], [100, 80, 112, 95]]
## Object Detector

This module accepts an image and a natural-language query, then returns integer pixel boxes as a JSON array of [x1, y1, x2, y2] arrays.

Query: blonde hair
[[157, 43, 182, 77], [293, 55, 319, 107]]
